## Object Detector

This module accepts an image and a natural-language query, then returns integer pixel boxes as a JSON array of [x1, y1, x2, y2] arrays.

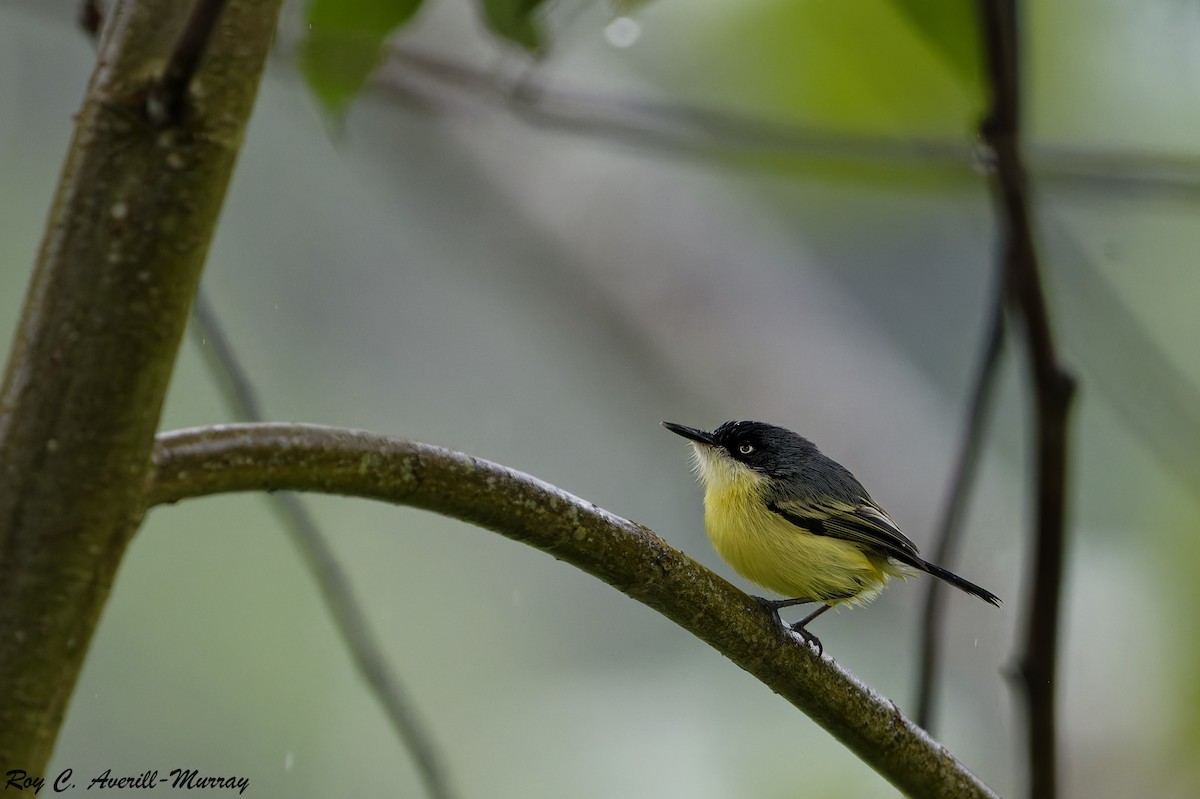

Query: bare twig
[[191, 293, 265, 417], [190, 292, 456, 799], [915, 279, 1006, 730], [978, 3, 1076, 798], [147, 423, 1001, 799], [148, 0, 229, 126]]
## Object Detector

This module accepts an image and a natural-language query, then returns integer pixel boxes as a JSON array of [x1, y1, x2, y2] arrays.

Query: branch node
[[147, 0, 229, 127]]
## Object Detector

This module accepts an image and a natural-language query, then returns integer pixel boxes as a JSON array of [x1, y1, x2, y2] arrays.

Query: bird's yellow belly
[[704, 484, 891, 604]]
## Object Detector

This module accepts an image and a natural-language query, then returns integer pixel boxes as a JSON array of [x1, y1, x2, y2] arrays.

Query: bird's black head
[[662, 420, 817, 478]]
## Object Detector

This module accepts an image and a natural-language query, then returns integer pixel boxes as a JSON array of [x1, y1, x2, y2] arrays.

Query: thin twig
[[914, 278, 1006, 730], [147, 423, 1002, 799], [191, 293, 266, 417], [147, 0, 228, 126], [376, 46, 981, 169], [190, 292, 457, 799], [978, 3, 1076, 799]]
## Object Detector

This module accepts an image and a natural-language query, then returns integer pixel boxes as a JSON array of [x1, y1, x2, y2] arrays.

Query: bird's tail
[[920, 560, 1001, 606]]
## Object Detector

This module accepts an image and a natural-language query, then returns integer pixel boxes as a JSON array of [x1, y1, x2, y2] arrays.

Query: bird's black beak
[[661, 421, 715, 446]]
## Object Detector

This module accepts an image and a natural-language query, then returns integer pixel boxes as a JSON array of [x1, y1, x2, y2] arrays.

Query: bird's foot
[[753, 595, 823, 651], [789, 621, 824, 658], [753, 596, 792, 643], [750, 599, 833, 656]]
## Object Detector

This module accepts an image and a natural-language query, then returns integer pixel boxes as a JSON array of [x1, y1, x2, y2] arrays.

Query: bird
[[662, 420, 1000, 653]]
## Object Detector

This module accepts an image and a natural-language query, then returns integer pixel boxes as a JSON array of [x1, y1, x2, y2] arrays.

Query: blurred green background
[[3, 0, 1199, 796]]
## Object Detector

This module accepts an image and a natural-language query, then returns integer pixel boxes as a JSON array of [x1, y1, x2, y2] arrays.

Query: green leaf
[[887, 0, 980, 84], [479, 0, 550, 53], [300, 0, 426, 114]]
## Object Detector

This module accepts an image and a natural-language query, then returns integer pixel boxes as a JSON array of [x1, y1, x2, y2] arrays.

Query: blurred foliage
[[888, 0, 982, 86], [301, 0, 550, 113], [301, 0, 425, 113], [479, 0, 551, 53], [650, 0, 983, 135], [301, 0, 982, 129]]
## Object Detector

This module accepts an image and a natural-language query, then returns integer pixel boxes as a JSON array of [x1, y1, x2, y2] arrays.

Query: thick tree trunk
[[0, 0, 282, 769]]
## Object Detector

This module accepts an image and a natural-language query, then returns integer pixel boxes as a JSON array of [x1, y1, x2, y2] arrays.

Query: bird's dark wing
[[769, 496, 1001, 606], [767, 496, 921, 562]]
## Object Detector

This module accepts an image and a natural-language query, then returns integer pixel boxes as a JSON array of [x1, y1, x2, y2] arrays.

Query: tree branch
[[147, 423, 1000, 799], [0, 0, 283, 771], [978, 3, 1076, 798], [375, 46, 1200, 200]]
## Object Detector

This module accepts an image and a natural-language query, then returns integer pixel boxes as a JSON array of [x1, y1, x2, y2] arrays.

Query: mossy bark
[[0, 0, 283, 769]]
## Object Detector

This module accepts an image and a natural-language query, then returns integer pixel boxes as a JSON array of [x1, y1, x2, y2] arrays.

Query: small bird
[[662, 420, 999, 653]]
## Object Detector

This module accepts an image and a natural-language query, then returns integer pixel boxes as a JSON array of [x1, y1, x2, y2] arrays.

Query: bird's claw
[[753, 596, 824, 655], [789, 622, 824, 657]]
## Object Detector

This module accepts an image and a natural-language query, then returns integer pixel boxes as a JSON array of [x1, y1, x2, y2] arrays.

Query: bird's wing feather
[[768, 496, 921, 561], [770, 496, 1002, 606]]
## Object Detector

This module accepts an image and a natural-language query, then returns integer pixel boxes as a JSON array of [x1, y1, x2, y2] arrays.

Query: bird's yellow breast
[[701, 467, 892, 605]]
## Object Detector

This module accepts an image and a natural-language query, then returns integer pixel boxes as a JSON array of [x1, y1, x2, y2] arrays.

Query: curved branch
[[148, 423, 998, 799]]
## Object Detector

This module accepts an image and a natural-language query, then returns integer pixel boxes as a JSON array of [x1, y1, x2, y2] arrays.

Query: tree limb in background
[[376, 46, 1200, 201], [978, 3, 1076, 798], [915, 279, 1006, 731], [148, 423, 1002, 799], [190, 293, 456, 799]]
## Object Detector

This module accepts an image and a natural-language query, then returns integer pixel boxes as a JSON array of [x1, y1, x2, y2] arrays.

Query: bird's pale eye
[[738, 443, 754, 455]]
